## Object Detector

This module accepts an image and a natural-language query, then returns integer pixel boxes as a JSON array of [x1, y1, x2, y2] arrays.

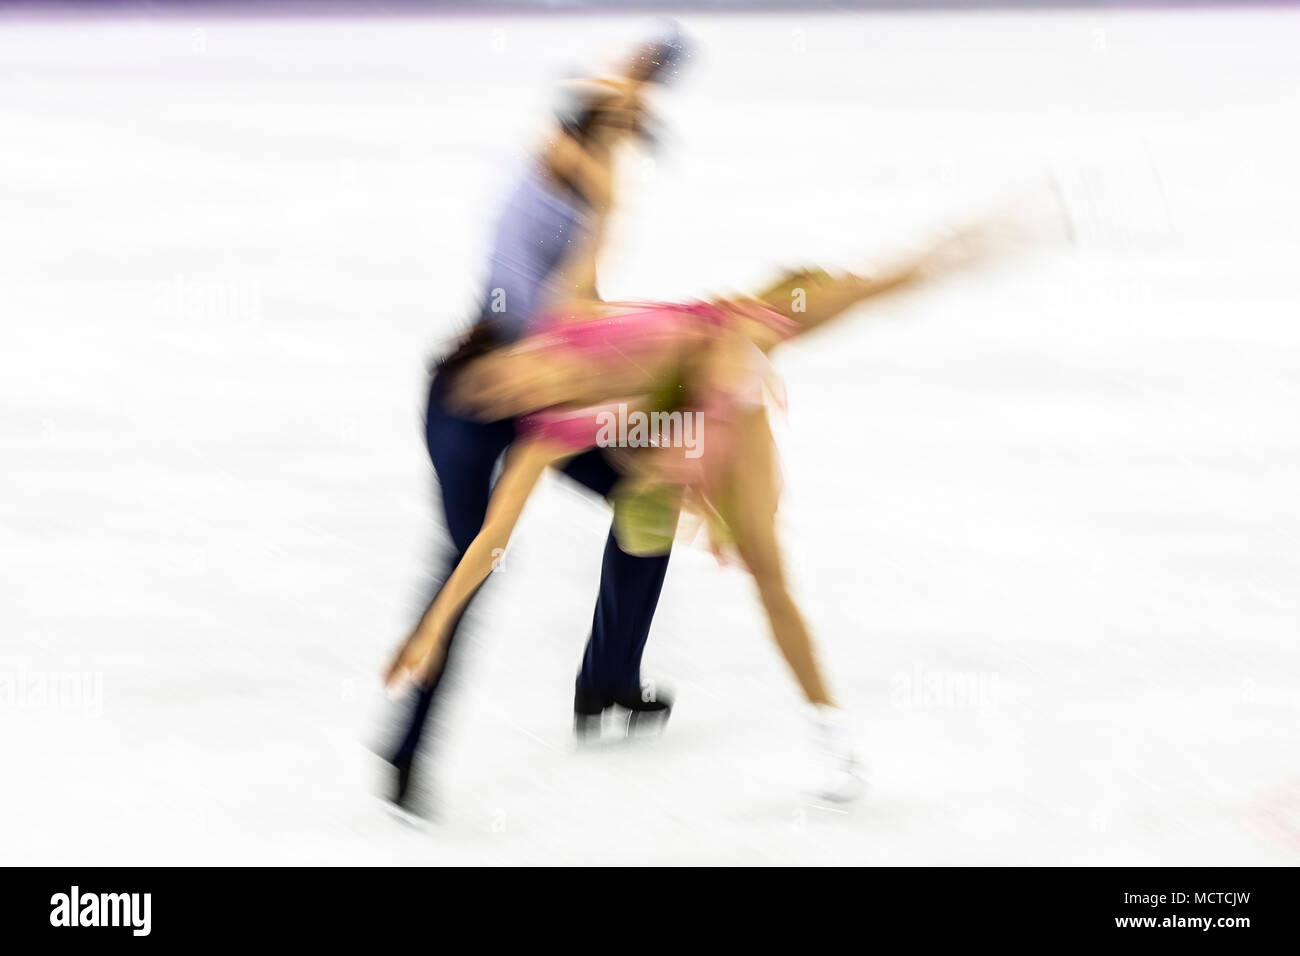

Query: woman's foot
[[808, 704, 866, 803]]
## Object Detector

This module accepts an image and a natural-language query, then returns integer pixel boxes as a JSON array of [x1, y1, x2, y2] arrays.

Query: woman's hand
[[381, 441, 556, 697], [384, 624, 447, 695]]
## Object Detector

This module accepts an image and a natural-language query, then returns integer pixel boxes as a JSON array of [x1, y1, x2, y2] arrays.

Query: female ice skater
[[386, 226, 990, 802], [382, 28, 692, 812]]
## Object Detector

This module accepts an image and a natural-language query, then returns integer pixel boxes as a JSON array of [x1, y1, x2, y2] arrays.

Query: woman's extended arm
[[385, 439, 568, 690], [750, 220, 996, 347]]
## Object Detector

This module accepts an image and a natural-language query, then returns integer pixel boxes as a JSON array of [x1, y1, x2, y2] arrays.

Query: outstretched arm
[[751, 221, 992, 349], [751, 258, 930, 348], [385, 439, 568, 690]]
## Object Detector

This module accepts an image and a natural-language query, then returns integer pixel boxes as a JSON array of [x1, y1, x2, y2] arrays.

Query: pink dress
[[517, 300, 794, 457]]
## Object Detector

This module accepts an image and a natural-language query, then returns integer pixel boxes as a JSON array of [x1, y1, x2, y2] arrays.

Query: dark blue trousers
[[390, 373, 671, 765]]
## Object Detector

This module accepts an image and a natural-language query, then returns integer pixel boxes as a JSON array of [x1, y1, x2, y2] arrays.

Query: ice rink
[[3, 6, 1299, 865]]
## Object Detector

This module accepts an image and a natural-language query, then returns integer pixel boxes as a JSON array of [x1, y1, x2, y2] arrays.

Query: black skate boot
[[378, 752, 442, 827], [574, 684, 672, 742], [388, 755, 415, 809]]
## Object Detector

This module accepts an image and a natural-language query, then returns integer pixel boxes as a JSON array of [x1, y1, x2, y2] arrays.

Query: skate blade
[[807, 770, 868, 806], [574, 705, 670, 746], [624, 705, 671, 739], [378, 795, 439, 831]]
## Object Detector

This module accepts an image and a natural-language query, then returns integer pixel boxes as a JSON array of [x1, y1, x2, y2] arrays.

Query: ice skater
[[381, 27, 692, 813], [386, 220, 1004, 802]]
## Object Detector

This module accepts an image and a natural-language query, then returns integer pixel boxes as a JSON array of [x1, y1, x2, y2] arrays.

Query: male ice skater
[[382, 29, 691, 811]]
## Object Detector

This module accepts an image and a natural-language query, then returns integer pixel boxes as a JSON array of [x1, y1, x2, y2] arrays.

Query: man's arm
[[543, 129, 615, 209]]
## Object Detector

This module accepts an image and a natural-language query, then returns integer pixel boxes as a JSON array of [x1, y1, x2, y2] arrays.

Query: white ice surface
[[2, 8, 1299, 865]]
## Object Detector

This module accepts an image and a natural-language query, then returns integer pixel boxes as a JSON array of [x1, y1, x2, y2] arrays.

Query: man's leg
[[386, 375, 513, 790], [579, 531, 671, 695], [559, 451, 673, 730]]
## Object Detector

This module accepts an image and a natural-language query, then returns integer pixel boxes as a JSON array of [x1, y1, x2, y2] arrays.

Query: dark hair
[[629, 22, 692, 86]]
